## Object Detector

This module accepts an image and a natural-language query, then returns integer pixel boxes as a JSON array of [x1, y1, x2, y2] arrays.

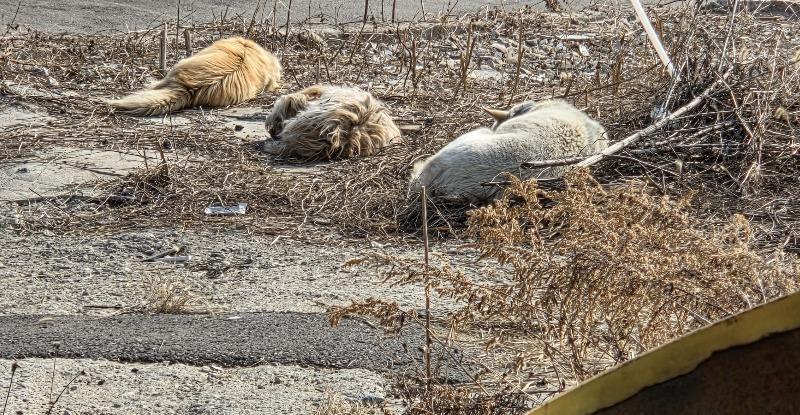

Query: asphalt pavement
[[0, 312, 475, 381], [0, 0, 655, 34]]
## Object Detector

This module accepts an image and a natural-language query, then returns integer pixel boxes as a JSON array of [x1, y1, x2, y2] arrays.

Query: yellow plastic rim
[[526, 290, 800, 415]]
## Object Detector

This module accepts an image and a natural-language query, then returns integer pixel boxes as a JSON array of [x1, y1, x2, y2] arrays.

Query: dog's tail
[[107, 84, 190, 117]]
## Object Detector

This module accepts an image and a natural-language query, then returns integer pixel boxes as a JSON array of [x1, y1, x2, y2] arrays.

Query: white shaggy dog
[[410, 99, 608, 204], [108, 37, 281, 116], [264, 84, 401, 160]]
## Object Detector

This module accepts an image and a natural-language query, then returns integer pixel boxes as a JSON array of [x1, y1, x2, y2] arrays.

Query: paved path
[[0, 312, 475, 381], [0, 0, 525, 33], [0, 0, 653, 34]]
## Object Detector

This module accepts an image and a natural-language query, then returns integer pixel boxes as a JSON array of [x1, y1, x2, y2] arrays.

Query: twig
[[45, 370, 85, 415], [629, 0, 675, 77], [283, 0, 293, 48], [142, 245, 182, 262], [219, 6, 229, 39], [271, 0, 279, 44], [521, 155, 586, 169], [719, 0, 740, 71], [48, 356, 55, 406], [2, 362, 18, 415], [347, 18, 370, 65], [247, 0, 265, 38], [454, 19, 476, 97], [154, 135, 170, 175], [176, 0, 181, 62], [575, 70, 732, 168], [3, 0, 22, 36], [421, 185, 433, 407]]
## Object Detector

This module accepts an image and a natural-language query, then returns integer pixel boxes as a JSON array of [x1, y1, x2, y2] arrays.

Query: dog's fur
[[264, 84, 402, 160], [108, 37, 281, 116], [410, 99, 608, 205]]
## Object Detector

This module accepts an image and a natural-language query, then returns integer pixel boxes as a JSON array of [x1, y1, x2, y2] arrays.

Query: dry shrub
[[332, 170, 798, 413], [142, 275, 203, 314], [464, 169, 796, 359], [390, 382, 528, 415]]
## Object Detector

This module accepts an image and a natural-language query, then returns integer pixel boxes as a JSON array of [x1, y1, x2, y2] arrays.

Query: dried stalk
[[183, 28, 192, 56], [176, 0, 181, 59], [159, 23, 168, 75], [2, 362, 17, 415], [421, 186, 432, 394], [454, 19, 476, 97], [508, 15, 526, 106], [45, 370, 85, 415]]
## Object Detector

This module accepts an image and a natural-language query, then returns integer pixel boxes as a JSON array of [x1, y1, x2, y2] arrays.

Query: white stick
[[629, 0, 675, 77], [576, 72, 729, 168]]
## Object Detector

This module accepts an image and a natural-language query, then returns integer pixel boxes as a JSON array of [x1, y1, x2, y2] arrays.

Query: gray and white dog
[[410, 99, 608, 204]]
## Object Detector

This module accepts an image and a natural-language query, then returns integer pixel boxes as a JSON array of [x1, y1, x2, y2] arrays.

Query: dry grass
[[141, 275, 204, 314], [312, 391, 390, 415]]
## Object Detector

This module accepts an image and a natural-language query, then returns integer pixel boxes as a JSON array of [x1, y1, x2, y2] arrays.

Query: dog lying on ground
[[108, 37, 281, 116], [264, 84, 401, 160], [410, 99, 608, 205]]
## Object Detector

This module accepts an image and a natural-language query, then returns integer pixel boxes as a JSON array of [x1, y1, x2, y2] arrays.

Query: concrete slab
[[0, 146, 157, 202], [0, 105, 52, 129], [0, 358, 392, 415]]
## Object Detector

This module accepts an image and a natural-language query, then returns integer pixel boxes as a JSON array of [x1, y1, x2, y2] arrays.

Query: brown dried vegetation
[[312, 391, 390, 415], [333, 170, 798, 413], [1, 5, 797, 251], [142, 275, 204, 314]]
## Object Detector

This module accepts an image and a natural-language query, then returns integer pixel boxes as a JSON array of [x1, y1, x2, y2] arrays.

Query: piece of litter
[[227, 316, 242, 320], [398, 124, 423, 132], [152, 255, 192, 263], [204, 203, 247, 216], [558, 34, 595, 41]]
